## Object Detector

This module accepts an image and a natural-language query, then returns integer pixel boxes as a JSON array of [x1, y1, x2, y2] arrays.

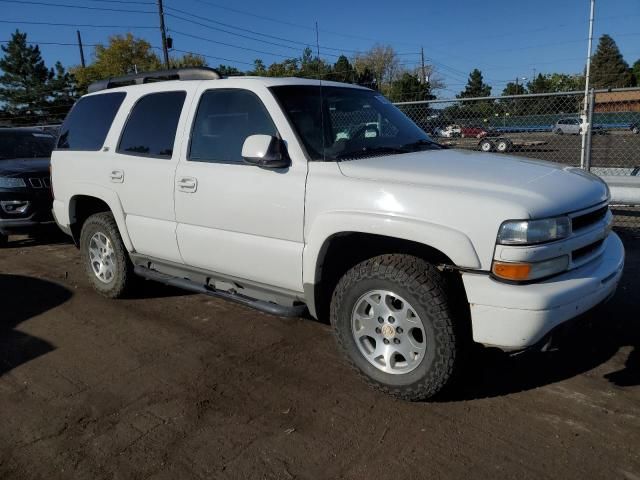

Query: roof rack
[[87, 67, 221, 93]]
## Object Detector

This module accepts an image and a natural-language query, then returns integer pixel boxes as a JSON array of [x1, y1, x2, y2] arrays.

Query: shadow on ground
[[0, 274, 72, 376], [2, 227, 72, 249], [439, 226, 639, 401]]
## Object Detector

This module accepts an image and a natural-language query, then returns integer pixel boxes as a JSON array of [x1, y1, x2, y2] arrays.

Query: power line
[[165, 11, 321, 57], [164, 6, 420, 57], [169, 30, 295, 59], [0, 19, 156, 29], [0, 0, 155, 13]]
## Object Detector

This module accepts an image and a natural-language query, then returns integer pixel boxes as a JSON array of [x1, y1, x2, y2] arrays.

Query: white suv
[[51, 68, 624, 400]]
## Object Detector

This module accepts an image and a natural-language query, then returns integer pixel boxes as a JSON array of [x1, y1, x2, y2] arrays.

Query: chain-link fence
[[396, 87, 640, 230]]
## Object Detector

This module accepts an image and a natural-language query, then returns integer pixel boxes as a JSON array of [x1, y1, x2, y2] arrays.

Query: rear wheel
[[554, 128, 564, 135], [496, 138, 512, 153], [330, 254, 459, 401], [80, 212, 134, 298], [479, 139, 494, 152]]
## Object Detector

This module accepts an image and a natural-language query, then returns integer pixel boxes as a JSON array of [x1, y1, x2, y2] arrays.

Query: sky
[[0, 0, 639, 97]]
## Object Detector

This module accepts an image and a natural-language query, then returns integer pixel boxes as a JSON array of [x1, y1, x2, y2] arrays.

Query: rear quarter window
[[57, 92, 126, 151]]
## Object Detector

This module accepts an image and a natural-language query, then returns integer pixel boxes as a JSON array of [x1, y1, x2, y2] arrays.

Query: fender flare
[[302, 211, 481, 316], [68, 184, 134, 252]]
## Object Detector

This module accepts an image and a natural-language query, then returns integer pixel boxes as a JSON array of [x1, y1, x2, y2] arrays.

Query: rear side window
[[118, 91, 186, 158], [57, 92, 126, 151], [189, 89, 277, 164]]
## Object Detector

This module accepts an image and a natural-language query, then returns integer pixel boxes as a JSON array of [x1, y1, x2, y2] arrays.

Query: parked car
[[52, 68, 624, 401], [553, 118, 582, 135], [433, 124, 461, 138], [0, 128, 56, 246], [553, 118, 605, 135], [631, 122, 639, 134], [460, 125, 490, 138]]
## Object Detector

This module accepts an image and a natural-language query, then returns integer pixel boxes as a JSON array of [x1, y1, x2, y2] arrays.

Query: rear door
[[105, 86, 195, 262]]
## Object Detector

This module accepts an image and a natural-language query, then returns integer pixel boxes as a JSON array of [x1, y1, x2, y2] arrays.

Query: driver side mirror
[[241, 134, 290, 169]]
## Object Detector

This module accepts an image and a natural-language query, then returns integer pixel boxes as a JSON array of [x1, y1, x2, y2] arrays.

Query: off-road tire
[[330, 254, 459, 401], [80, 212, 133, 298]]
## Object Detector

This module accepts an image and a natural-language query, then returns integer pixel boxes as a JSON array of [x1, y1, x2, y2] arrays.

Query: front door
[[174, 86, 306, 293]]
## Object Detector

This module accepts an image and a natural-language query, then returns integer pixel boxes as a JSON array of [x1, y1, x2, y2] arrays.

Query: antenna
[[315, 21, 326, 161]]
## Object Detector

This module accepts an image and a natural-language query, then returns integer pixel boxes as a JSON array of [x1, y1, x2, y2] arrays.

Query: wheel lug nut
[[375, 327, 381, 334], [393, 338, 400, 344], [396, 327, 403, 334], [389, 317, 395, 324], [383, 338, 390, 344], [377, 317, 384, 324]]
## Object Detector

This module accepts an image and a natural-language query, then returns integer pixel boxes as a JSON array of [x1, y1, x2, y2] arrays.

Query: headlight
[[0, 177, 26, 188], [492, 255, 569, 282], [497, 216, 571, 245]]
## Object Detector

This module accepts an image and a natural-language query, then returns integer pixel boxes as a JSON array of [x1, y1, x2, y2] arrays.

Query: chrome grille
[[572, 206, 608, 231], [28, 177, 51, 189]]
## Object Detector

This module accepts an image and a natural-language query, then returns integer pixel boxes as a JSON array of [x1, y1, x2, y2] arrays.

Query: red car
[[460, 126, 489, 138]]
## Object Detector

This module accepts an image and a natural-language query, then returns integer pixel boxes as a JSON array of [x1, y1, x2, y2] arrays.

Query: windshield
[[270, 85, 440, 161], [0, 131, 55, 160]]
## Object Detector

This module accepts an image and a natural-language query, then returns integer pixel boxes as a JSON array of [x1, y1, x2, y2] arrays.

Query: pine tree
[[457, 69, 491, 98], [632, 59, 640, 87], [590, 34, 634, 88], [331, 55, 355, 83], [388, 72, 435, 102], [526, 73, 553, 94], [0, 30, 75, 125]]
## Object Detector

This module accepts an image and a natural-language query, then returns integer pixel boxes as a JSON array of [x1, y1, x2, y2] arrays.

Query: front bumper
[[0, 190, 54, 235], [462, 232, 625, 350]]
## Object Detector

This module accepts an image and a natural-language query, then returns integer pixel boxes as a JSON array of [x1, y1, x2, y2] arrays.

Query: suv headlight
[[497, 216, 571, 245], [0, 177, 27, 189]]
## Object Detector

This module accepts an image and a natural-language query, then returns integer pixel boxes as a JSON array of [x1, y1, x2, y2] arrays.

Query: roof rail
[[87, 67, 221, 93]]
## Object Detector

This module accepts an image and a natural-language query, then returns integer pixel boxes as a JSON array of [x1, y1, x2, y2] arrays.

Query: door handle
[[110, 169, 124, 183], [177, 177, 197, 193]]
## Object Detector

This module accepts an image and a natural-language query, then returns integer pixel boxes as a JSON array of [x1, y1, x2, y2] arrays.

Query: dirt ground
[[0, 221, 638, 480]]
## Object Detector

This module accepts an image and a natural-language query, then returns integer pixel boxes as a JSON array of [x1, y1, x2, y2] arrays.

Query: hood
[[0, 157, 51, 177], [337, 149, 608, 218]]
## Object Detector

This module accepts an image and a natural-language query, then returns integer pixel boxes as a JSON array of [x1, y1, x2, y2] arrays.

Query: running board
[[134, 266, 307, 318]]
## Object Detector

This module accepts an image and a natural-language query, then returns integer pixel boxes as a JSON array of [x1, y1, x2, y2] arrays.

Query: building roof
[[594, 91, 640, 103]]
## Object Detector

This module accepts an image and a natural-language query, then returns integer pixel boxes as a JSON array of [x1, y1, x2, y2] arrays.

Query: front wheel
[[633, 126, 639, 134], [80, 212, 134, 298], [330, 254, 459, 401]]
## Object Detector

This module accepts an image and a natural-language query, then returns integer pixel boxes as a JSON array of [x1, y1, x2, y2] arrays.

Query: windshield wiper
[[335, 145, 409, 160], [400, 138, 442, 150]]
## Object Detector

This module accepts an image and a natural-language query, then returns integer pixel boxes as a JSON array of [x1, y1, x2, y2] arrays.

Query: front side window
[[118, 91, 186, 158], [270, 85, 440, 161], [189, 89, 277, 164], [57, 92, 126, 151]]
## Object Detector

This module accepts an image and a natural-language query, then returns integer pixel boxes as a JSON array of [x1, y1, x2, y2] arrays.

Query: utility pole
[[76, 30, 85, 68], [157, 0, 170, 69], [420, 46, 426, 84], [580, 0, 595, 169]]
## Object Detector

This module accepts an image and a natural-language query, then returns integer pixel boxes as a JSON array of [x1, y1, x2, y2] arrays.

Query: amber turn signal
[[492, 261, 532, 281]]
